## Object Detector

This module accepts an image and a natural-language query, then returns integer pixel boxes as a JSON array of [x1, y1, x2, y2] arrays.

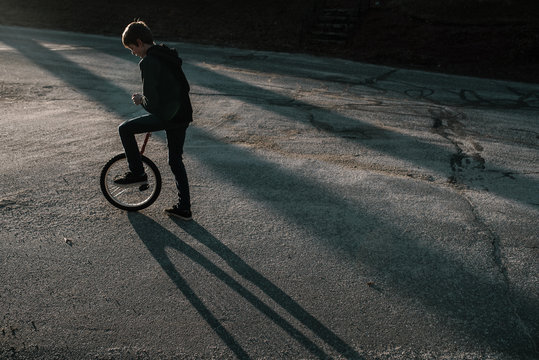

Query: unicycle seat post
[[140, 132, 151, 155]]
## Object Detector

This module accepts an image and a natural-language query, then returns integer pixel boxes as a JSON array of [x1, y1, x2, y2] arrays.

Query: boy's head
[[122, 21, 154, 48]]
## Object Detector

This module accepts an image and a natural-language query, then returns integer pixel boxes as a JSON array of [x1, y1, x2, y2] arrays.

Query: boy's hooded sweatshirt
[[139, 44, 193, 123]]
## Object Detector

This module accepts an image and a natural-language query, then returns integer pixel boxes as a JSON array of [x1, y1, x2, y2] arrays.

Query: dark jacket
[[139, 44, 193, 123]]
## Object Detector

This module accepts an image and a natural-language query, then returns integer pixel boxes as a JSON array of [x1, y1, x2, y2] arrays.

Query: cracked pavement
[[1, 25, 538, 359]]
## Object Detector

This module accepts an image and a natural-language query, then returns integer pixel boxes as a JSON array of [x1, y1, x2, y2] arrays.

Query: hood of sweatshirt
[[146, 44, 183, 67]]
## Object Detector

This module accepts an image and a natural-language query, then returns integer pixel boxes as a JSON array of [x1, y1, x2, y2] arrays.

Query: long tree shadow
[[1, 27, 134, 116], [127, 212, 362, 359]]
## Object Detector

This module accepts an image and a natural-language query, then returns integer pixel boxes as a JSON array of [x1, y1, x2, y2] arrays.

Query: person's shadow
[[127, 212, 362, 360]]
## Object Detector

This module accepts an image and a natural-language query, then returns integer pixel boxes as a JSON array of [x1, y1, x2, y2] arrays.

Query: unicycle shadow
[[171, 217, 362, 359], [127, 212, 250, 359], [127, 212, 362, 359]]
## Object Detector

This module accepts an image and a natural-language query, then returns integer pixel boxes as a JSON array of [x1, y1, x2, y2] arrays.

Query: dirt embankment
[[0, 0, 537, 83]]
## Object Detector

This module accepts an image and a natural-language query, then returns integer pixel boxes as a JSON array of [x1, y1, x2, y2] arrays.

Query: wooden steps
[[307, 0, 379, 46]]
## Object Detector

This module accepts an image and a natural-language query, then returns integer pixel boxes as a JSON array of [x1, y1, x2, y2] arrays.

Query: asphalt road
[[1, 25, 538, 359]]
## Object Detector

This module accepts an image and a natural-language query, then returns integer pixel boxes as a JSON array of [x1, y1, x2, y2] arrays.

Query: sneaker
[[165, 205, 193, 220], [113, 172, 147, 185]]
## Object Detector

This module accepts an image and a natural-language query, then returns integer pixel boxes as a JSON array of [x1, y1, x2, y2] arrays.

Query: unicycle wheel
[[100, 153, 162, 211]]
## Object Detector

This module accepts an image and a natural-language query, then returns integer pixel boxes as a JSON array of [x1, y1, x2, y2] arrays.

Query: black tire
[[100, 153, 162, 211]]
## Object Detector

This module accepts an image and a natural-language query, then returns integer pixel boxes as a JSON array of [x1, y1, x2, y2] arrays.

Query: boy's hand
[[132, 93, 144, 105]]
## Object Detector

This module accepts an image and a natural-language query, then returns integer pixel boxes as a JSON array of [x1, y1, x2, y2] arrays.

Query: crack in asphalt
[[459, 193, 538, 354], [429, 105, 538, 354]]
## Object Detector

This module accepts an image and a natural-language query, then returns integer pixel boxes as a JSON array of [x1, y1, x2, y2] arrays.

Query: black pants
[[119, 114, 191, 210]]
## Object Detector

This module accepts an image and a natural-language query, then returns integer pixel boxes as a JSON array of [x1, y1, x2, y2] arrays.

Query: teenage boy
[[116, 20, 193, 220]]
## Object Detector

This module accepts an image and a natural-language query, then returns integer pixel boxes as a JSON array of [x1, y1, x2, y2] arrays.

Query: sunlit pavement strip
[[1, 25, 538, 359]]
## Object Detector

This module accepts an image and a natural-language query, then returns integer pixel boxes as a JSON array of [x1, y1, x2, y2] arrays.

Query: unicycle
[[100, 132, 162, 211]]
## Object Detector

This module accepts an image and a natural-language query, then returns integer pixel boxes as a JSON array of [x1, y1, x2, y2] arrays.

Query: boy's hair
[[122, 21, 154, 47]]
